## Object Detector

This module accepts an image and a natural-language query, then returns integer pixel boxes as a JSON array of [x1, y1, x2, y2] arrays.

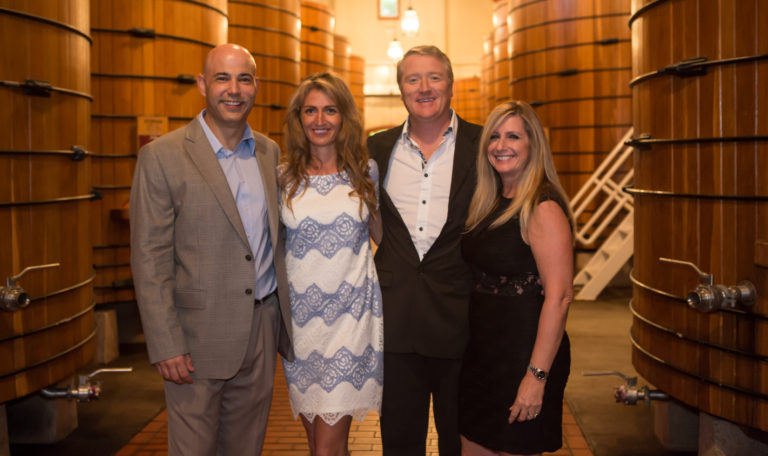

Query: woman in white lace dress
[[278, 72, 383, 456]]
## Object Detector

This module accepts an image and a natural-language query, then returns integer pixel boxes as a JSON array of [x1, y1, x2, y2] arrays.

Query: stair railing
[[570, 128, 635, 246]]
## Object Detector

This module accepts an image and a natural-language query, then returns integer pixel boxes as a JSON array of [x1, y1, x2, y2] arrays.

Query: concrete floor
[[7, 286, 698, 455]]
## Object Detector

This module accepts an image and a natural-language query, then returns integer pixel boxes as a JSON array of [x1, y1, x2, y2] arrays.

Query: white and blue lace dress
[[279, 159, 383, 425]]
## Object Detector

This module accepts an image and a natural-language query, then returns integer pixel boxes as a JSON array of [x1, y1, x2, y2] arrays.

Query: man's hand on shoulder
[[155, 354, 195, 384]]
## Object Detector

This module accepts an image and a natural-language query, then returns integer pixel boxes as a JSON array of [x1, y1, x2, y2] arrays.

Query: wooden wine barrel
[[333, 34, 351, 85], [300, 1, 334, 77], [90, 0, 227, 315], [481, 33, 495, 118], [228, 0, 301, 143], [508, 0, 632, 197], [349, 54, 365, 121], [630, 0, 768, 431], [0, 0, 95, 403], [452, 77, 484, 125], [492, 0, 511, 104]]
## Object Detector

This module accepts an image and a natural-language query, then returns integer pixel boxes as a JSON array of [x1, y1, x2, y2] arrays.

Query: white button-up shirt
[[383, 111, 458, 260]]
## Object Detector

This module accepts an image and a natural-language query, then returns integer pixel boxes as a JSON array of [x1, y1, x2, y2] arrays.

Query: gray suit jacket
[[130, 117, 293, 379]]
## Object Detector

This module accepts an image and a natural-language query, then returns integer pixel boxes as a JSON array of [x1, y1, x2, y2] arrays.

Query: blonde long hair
[[465, 101, 574, 236], [279, 72, 377, 218]]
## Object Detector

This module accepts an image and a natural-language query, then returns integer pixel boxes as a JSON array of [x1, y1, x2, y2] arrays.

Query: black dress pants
[[380, 352, 462, 456]]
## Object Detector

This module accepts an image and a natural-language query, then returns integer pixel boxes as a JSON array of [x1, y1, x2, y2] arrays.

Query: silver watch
[[528, 364, 547, 381]]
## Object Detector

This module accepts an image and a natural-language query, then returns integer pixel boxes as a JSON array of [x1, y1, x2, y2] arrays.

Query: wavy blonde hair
[[279, 72, 377, 218], [466, 101, 574, 236]]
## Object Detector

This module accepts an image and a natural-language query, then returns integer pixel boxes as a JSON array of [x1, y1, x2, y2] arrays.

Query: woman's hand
[[508, 373, 545, 423]]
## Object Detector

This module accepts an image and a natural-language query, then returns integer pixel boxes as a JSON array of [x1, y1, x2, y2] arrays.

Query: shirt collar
[[197, 109, 255, 158], [401, 109, 457, 144]]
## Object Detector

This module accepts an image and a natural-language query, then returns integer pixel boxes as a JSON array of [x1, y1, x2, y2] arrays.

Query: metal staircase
[[571, 129, 635, 300]]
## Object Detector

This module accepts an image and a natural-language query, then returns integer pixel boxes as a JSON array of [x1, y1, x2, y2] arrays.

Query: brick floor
[[116, 362, 593, 456]]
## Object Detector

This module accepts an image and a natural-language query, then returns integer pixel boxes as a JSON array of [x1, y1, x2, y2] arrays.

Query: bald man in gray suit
[[130, 43, 293, 455]]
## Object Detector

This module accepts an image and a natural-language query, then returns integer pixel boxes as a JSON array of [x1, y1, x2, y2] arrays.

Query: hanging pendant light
[[401, 6, 420, 36], [387, 37, 404, 60]]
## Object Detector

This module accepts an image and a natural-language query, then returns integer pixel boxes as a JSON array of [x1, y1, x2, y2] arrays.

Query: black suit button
[[245, 254, 253, 261], [245, 288, 253, 295]]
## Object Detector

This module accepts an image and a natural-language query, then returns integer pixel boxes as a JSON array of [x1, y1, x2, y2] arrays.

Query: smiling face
[[300, 88, 342, 153], [487, 114, 531, 187], [398, 54, 453, 125], [197, 44, 257, 132]]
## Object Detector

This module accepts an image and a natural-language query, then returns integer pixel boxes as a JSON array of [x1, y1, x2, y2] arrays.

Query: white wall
[[328, 0, 495, 129]]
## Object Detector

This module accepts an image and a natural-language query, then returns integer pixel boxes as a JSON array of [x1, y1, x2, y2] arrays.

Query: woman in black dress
[[459, 101, 574, 455]]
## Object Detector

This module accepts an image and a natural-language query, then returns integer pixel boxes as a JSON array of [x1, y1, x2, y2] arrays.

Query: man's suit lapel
[[184, 118, 250, 248]]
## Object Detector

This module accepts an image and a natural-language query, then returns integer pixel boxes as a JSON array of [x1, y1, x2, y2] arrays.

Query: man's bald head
[[202, 43, 257, 79], [197, 43, 259, 141]]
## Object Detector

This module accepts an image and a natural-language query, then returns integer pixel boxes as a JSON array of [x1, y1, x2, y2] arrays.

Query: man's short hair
[[396, 45, 454, 90]]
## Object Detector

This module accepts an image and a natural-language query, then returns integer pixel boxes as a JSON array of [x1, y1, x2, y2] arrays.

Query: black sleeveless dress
[[458, 196, 571, 454]]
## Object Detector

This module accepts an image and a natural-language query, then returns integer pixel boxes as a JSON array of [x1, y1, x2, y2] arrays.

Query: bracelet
[[528, 364, 548, 381]]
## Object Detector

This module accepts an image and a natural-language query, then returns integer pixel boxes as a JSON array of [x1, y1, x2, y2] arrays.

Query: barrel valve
[[40, 367, 133, 402], [583, 371, 669, 407], [1, 263, 60, 311], [659, 257, 756, 312]]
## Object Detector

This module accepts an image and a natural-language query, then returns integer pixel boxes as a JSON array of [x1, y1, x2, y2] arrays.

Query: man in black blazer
[[366, 45, 483, 456]]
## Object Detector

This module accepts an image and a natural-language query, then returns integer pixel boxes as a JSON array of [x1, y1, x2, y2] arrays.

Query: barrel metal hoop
[[549, 123, 633, 131], [90, 153, 137, 159], [301, 25, 334, 38], [300, 40, 334, 52], [511, 67, 631, 84], [96, 299, 137, 307], [229, 23, 301, 41], [0, 328, 97, 379], [253, 103, 287, 110], [250, 51, 301, 64], [0, 146, 89, 161], [92, 114, 194, 122], [626, 133, 768, 147], [630, 334, 768, 401], [528, 94, 631, 107], [0, 191, 98, 208], [179, 0, 228, 18], [0, 7, 92, 44], [629, 54, 768, 87], [91, 185, 131, 191], [300, 3, 333, 16], [91, 73, 196, 84], [30, 275, 96, 303], [510, 12, 631, 36], [624, 186, 768, 201], [630, 299, 768, 361], [301, 58, 334, 67], [91, 27, 217, 48], [258, 78, 299, 87], [629, 269, 768, 320], [0, 299, 94, 344], [227, 0, 300, 19], [0, 79, 93, 100], [508, 0, 547, 15], [511, 38, 629, 60], [628, 0, 671, 26], [93, 244, 131, 250], [93, 262, 131, 270]]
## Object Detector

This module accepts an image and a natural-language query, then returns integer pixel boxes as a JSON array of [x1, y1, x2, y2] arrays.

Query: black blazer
[[367, 116, 483, 359]]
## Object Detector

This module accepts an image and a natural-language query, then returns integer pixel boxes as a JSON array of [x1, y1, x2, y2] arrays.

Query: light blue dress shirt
[[198, 110, 277, 299]]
